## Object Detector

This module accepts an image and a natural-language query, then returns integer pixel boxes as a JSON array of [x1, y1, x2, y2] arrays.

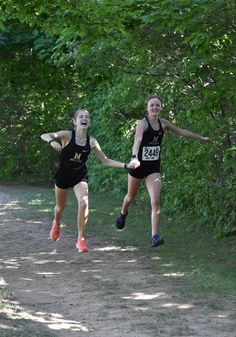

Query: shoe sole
[[50, 232, 60, 241], [76, 243, 89, 253], [116, 222, 126, 230], [151, 239, 165, 247]]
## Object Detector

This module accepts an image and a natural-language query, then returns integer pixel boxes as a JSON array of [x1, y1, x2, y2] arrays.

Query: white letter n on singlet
[[152, 136, 159, 144], [73, 153, 81, 161]]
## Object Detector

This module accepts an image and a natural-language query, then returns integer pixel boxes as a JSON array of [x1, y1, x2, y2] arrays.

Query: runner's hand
[[50, 141, 62, 152], [127, 159, 140, 169]]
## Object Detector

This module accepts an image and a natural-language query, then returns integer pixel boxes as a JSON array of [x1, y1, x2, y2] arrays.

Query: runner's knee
[[125, 194, 135, 205], [79, 196, 88, 210], [150, 197, 160, 211], [55, 204, 66, 214]]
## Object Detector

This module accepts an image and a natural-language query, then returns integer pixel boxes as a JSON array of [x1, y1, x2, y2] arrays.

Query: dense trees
[[0, 0, 235, 236]]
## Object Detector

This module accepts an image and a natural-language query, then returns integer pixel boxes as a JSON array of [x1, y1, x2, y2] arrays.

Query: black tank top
[[59, 130, 91, 170], [138, 116, 164, 164]]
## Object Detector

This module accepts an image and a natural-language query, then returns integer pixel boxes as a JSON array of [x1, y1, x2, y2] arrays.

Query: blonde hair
[[73, 109, 89, 119]]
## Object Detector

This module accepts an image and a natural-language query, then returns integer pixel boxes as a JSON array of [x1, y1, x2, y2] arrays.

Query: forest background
[[0, 0, 235, 237]]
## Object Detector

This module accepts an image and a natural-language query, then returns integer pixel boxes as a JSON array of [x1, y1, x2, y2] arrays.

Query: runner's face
[[147, 98, 162, 118], [75, 111, 91, 129]]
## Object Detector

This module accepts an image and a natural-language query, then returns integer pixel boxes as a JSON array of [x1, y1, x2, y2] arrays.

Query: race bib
[[142, 146, 160, 161]]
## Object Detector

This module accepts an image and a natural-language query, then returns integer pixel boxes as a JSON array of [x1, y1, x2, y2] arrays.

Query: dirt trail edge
[[0, 187, 234, 337]]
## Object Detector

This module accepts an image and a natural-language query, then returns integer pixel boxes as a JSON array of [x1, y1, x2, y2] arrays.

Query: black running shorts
[[128, 161, 160, 179], [54, 165, 88, 189]]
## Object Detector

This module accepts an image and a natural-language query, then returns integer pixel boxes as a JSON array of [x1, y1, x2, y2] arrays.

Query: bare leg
[[116, 174, 142, 230], [73, 181, 89, 240], [145, 173, 161, 236], [54, 186, 69, 226], [121, 174, 141, 214], [50, 186, 69, 241]]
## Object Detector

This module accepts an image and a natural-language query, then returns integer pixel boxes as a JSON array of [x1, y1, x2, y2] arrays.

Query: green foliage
[[0, 0, 235, 237], [0, 22, 81, 184]]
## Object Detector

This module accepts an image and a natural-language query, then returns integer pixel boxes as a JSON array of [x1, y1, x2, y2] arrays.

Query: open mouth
[[81, 122, 87, 126]]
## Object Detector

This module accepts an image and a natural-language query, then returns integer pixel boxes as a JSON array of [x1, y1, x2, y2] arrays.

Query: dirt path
[[0, 187, 235, 337]]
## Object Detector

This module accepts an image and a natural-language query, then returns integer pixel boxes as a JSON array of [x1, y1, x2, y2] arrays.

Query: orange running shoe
[[50, 221, 60, 241], [76, 238, 89, 253]]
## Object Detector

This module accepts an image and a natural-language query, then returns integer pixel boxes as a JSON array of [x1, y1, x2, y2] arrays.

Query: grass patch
[[88, 191, 236, 300]]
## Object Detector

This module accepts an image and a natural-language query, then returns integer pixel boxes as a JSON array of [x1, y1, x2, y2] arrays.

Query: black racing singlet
[[129, 116, 164, 179], [54, 130, 91, 188], [138, 116, 164, 164], [59, 130, 91, 168]]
